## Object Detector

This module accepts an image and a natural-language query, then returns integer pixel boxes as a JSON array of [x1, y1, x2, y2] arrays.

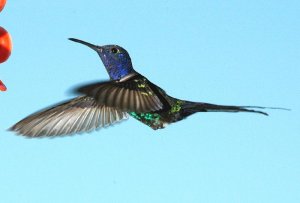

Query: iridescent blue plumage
[[96, 45, 136, 80]]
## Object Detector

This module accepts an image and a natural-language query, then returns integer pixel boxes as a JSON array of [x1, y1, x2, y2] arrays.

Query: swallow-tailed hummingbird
[[10, 38, 284, 137]]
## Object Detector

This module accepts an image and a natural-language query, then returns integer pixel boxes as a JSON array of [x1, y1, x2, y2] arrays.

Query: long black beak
[[69, 38, 103, 52]]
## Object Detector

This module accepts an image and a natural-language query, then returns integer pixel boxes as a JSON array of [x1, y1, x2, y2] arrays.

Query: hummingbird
[[10, 38, 276, 137]]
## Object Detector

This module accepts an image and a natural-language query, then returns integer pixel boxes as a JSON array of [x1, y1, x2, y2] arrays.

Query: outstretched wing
[[75, 75, 164, 113], [10, 96, 128, 137]]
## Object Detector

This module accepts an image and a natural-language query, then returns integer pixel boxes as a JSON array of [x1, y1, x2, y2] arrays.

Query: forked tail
[[184, 102, 289, 116]]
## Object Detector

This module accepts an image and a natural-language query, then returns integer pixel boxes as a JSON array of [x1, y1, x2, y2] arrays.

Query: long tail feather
[[184, 102, 289, 116]]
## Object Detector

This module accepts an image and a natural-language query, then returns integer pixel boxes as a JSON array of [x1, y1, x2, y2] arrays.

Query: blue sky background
[[1, 1, 299, 202]]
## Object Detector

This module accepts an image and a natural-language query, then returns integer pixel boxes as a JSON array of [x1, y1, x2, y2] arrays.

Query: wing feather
[[10, 96, 128, 137], [75, 75, 164, 113]]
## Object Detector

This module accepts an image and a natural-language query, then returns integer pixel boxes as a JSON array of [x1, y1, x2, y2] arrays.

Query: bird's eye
[[111, 48, 118, 54]]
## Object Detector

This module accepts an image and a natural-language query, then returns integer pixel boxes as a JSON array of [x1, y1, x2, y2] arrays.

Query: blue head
[[69, 38, 136, 80]]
